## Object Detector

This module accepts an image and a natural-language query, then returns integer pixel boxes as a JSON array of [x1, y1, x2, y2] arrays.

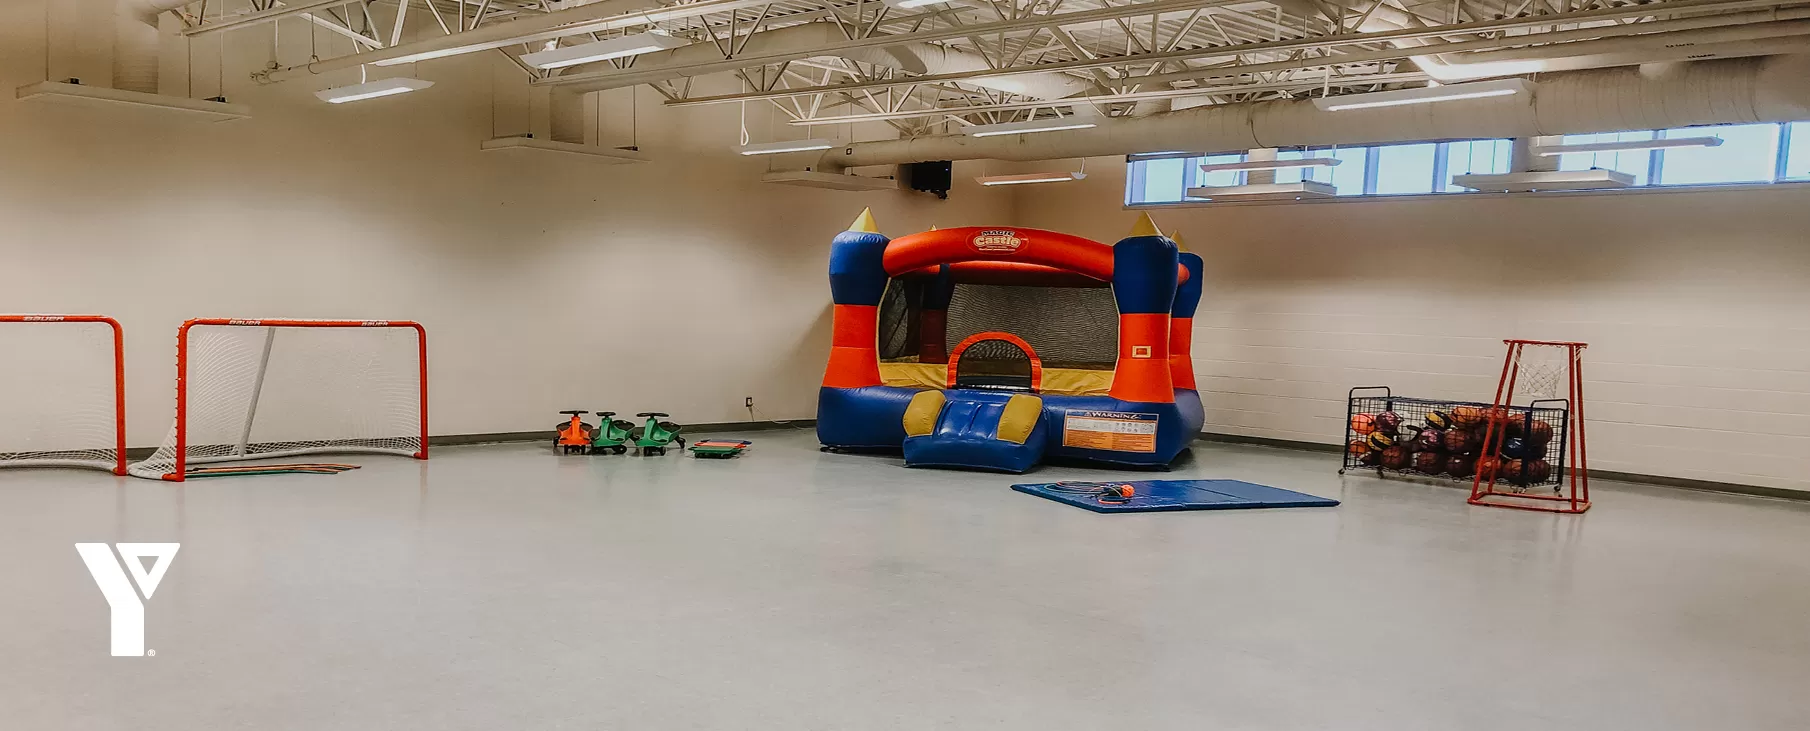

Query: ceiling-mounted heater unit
[[906, 161, 954, 199]]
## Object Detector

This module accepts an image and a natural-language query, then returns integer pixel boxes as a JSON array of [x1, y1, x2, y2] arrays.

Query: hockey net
[[0, 316, 126, 474], [129, 319, 427, 481], [1471, 340, 1590, 514]]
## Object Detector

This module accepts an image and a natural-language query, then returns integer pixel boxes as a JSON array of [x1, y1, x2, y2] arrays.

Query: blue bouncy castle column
[[1107, 213, 1180, 404], [818, 208, 911, 448], [1169, 234, 1204, 391], [822, 208, 889, 389]]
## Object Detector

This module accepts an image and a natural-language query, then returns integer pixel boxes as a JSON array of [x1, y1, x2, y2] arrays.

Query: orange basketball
[[1451, 406, 1485, 428], [1346, 439, 1371, 456], [1350, 413, 1377, 435], [1476, 455, 1502, 481]]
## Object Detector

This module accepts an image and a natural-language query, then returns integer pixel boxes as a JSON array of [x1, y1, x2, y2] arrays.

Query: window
[[1128, 156, 1188, 206], [1276, 147, 1368, 195], [1124, 121, 1810, 206], [1441, 139, 1513, 192], [1655, 123, 1779, 186], [1785, 122, 1810, 180], [1193, 153, 1246, 188], [1555, 130, 1655, 186], [1372, 143, 1438, 195]]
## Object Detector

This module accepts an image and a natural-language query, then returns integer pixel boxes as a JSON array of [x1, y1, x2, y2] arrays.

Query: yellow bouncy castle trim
[[902, 390, 946, 437], [848, 208, 880, 234], [996, 394, 1044, 445], [879, 362, 1113, 396], [1130, 211, 1163, 238]]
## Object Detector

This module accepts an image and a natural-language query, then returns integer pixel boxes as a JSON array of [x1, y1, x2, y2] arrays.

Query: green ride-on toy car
[[631, 412, 686, 456], [591, 411, 635, 454]]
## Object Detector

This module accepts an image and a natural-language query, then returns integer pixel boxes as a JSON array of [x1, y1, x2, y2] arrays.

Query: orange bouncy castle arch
[[816, 210, 1205, 472]]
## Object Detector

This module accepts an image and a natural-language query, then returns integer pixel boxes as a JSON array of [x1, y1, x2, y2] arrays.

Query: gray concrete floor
[[2, 430, 1808, 730]]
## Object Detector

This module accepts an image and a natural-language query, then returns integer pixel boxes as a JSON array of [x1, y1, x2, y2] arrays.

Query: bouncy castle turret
[[1107, 213, 1180, 404], [822, 208, 889, 390], [1170, 232, 1203, 391]]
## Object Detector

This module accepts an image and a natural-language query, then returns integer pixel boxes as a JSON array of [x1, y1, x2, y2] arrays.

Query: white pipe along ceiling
[[810, 54, 1810, 171]]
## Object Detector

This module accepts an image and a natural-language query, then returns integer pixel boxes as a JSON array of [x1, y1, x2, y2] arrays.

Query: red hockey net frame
[[1470, 340, 1590, 514], [0, 315, 127, 475], [137, 319, 427, 482]]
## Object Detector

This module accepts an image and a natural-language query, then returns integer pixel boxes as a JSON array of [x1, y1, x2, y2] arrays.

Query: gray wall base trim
[[431, 420, 815, 447], [114, 421, 816, 460], [1196, 431, 1809, 503]]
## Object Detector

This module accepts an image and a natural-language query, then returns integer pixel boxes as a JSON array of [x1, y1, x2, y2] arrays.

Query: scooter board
[[690, 440, 751, 458]]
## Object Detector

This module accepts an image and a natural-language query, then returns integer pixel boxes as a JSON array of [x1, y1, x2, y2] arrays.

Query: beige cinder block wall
[[1014, 156, 1810, 493], [0, 4, 1014, 447]]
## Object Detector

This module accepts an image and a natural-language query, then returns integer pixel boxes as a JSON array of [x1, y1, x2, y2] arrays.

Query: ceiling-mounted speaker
[[904, 161, 953, 199]]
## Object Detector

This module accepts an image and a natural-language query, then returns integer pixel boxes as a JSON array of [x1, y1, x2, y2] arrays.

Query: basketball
[[1451, 405, 1485, 428], [1504, 437, 1544, 460], [1412, 450, 1445, 473], [1415, 428, 1444, 452], [1476, 455, 1501, 481], [1502, 459, 1524, 483], [1350, 413, 1377, 435], [1503, 415, 1526, 438], [1380, 446, 1411, 470], [1424, 411, 1451, 430], [1524, 419, 1555, 447], [1522, 459, 1553, 483], [1374, 411, 1404, 435], [1445, 454, 1476, 478], [1346, 438, 1370, 457], [1400, 425, 1425, 451], [1441, 428, 1476, 454], [1367, 432, 1396, 451]]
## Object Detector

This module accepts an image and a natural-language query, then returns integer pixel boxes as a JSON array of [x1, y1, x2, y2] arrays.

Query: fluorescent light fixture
[[1452, 170, 1636, 192], [976, 172, 1087, 186], [964, 118, 1098, 137], [1313, 78, 1532, 112], [1532, 136, 1722, 156], [884, 0, 971, 8], [1198, 157, 1341, 173], [736, 139, 836, 155], [762, 171, 900, 191], [520, 33, 690, 70], [315, 77, 433, 104], [15, 81, 251, 122], [1185, 181, 1337, 201]]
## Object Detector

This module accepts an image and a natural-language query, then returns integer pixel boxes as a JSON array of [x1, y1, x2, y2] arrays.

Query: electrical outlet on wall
[[745, 396, 754, 409]]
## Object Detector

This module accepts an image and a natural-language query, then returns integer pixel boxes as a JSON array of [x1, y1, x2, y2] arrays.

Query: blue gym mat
[[1011, 479, 1338, 513]]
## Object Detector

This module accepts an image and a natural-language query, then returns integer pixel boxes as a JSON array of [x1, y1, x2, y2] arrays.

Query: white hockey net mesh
[[1511, 344, 1575, 404], [0, 319, 122, 472], [129, 323, 423, 479]]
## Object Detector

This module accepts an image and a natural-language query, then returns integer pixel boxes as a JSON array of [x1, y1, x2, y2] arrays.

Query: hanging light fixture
[[1531, 136, 1723, 156], [315, 77, 434, 104], [1312, 79, 1532, 112], [975, 171, 1088, 186], [1198, 157, 1342, 173], [520, 33, 690, 70], [735, 139, 837, 156], [964, 117, 1098, 137]]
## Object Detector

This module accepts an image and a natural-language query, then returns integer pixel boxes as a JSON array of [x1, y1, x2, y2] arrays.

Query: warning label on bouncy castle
[[1061, 411, 1158, 453]]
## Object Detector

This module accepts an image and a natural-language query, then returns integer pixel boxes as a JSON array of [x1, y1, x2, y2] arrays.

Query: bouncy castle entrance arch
[[947, 332, 1042, 392], [817, 210, 1206, 472]]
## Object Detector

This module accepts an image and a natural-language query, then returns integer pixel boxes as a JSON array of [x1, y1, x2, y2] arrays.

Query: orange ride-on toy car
[[555, 410, 597, 454]]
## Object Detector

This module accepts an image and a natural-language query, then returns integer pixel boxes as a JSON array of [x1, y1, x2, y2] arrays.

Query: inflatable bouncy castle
[[816, 209, 1205, 473]]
